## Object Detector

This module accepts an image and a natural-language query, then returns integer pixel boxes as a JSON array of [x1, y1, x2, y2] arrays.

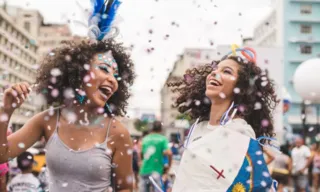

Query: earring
[[76, 93, 86, 104], [105, 103, 114, 115]]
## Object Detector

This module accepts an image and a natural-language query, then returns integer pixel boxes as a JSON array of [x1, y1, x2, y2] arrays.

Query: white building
[[0, 6, 76, 132], [37, 24, 75, 59], [249, 0, 284, 47], [0, 8, 39, 131]]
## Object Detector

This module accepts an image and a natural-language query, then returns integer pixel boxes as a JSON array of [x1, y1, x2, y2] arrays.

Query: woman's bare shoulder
[[108, 117, 130, 137]]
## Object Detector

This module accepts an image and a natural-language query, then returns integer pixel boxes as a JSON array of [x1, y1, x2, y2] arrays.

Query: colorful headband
[[222, 44, 257, 63], [88, 0, 122, 40]]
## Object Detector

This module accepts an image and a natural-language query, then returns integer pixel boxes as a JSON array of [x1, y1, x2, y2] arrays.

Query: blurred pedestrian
[[139, 121, 172, 192], [311, 143, 320, 192], [0, 163, 9, 192], [271, 145, 292, 192], [291, 136, 312, 192], [37, 164, 48, 192], [7, 152, 42, 192]]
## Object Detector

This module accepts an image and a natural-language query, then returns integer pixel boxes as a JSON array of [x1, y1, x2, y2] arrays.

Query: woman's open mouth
[[208, 79, 222, 87], [98, 86, 112, 99]]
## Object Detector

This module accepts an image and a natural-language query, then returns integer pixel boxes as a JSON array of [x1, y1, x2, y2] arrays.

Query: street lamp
[[293, 58, 320, 141]]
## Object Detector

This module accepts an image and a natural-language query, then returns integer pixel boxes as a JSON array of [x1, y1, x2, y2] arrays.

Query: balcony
[[290, 0, 320, 3], [289, 37, 320, 44], [0, 27, 38, 60], [290, 18, 320, 24]]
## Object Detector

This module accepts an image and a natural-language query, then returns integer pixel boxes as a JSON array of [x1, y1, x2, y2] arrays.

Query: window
[[24, 22, 30, 32], [300, 45, 312, 54], [301, 25, 312, 34], [301, 4, 312, 14]]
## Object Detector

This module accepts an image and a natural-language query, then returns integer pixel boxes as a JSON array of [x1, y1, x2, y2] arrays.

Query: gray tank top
[[45, 110, 113, 192]]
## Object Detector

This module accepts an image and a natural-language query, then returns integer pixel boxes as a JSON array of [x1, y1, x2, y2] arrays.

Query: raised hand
[[2, 82, 31, 114]]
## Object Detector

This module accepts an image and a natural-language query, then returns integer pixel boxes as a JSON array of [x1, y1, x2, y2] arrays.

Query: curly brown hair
[[168, 56, 279, 138], [35, 39, 135, 117]]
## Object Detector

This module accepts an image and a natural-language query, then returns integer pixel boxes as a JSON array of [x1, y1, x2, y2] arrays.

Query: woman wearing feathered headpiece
[[0, 0, 135, 191]]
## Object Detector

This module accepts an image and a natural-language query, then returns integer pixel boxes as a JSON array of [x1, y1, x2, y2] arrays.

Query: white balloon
[[293, 58, 320, 103]]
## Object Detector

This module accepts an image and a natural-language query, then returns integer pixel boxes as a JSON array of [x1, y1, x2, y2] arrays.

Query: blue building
[[283, 0, 320, 135], [249, 0, 320, 140]]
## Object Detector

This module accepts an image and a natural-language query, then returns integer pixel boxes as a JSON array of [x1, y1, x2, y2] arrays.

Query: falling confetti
[[233, 87, 240, 94], [18, 143, 25, 149], [308, 127, 314, 132], [50, 68, 62, 76], [261, 119, 269, 127], [254, 102, 262, 110], [219, 92, 226, 99]]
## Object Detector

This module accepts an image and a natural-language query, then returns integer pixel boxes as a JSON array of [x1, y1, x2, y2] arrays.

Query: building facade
[[250, 0, 284, 47], [283, 0, 320, 134], [0, 6, 75, 132], [0, 8, 39, 131], [249, 0, 320, 137], [37, 24, 74, 59]]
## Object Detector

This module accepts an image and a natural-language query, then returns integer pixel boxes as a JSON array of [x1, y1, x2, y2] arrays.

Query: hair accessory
[[231, 44, 239, 56], [256, 136, 281, 153], [88, 0, 122, 40], [222, 44, 257, 63]]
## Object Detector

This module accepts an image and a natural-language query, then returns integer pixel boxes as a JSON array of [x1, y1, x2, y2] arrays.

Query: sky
[[3, 0, 273, 118]]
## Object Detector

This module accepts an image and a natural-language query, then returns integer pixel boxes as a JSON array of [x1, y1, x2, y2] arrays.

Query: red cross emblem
[[210, 165, 225, 180]]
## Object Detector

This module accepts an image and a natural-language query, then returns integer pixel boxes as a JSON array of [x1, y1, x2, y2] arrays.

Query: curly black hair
[[35, 39, 135, 117], [168, 56, 279, 139]]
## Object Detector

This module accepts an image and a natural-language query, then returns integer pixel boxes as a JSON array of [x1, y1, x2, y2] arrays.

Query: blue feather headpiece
[[88, 0, 122, 40]]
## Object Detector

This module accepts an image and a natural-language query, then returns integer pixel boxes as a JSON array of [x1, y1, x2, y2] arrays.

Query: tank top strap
[[55, 108, 61, 132], [105, 117, 113, 141]]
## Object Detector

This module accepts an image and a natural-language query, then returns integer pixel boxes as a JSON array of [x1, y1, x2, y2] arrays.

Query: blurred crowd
[[270, 136, 320, 192], [131, 120, 320, 192]]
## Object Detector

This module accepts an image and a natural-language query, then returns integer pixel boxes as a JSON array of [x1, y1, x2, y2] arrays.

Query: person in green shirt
[[139, 121, 172, 192]]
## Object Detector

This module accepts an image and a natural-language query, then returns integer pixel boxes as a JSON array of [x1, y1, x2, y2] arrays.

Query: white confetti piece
[[233, 87, 240, 94], [18, 143, 25, 149], [0, 114, 9, 122], [260, 181, 267, 187], [62, 182, 68, 187], [219, 92, 226, 99], [254, 102, 262, 110], [50, 68, 61, 76]]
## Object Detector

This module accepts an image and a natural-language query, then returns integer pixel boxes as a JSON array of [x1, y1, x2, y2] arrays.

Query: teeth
[[99, 86, 112, 99], [209, 80, 219, 86], [99, 89, 108, 99], [105, 87, 112, 93]]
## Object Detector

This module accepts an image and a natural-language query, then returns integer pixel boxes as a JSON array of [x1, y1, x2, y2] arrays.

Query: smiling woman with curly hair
[[168, 55, 278, 139], [0, 39, 135, 192], [169, 52, 280, 191]]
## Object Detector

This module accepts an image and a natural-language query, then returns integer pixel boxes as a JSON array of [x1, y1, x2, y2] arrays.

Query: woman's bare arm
[[263, 147, 275, 165], [109, 120, 133, 192], [0, 109, 45, 163]]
